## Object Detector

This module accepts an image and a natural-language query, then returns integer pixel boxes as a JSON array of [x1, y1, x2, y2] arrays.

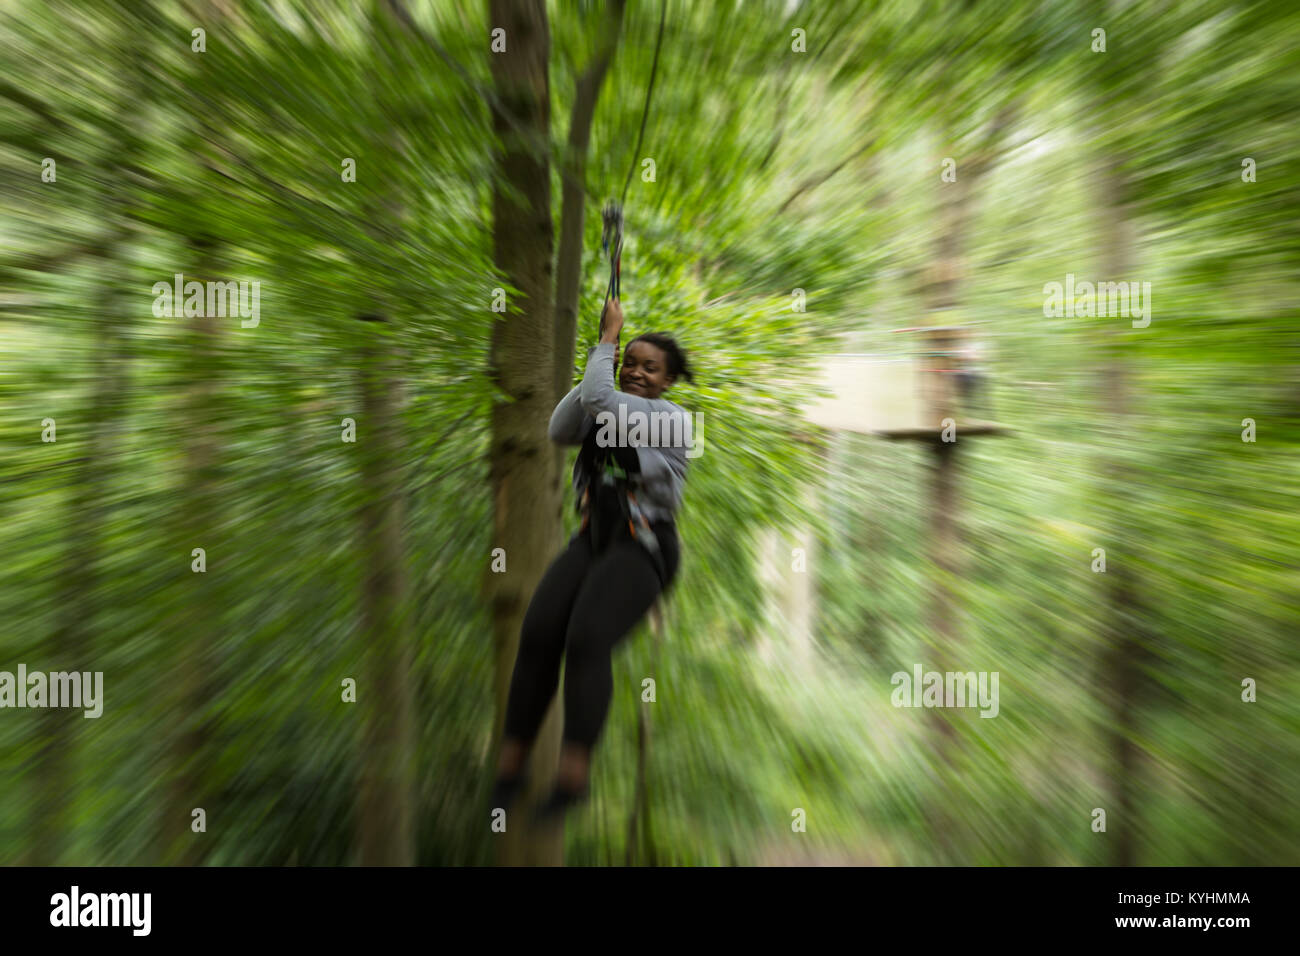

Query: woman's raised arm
[[548, 383, 590, 445]]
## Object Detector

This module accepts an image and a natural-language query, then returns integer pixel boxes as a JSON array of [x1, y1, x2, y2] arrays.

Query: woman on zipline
[[491, 296, 694, 823]]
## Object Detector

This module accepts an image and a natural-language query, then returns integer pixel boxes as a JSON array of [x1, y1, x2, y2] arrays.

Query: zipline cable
[[621, 0, 668, 209], [601, 0, 668, 337]]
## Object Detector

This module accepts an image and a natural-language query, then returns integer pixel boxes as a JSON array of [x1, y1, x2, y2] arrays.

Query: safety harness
[[574, 424, 669, 589]]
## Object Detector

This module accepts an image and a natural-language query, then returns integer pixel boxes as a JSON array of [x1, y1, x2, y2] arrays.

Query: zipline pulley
[[599, 199, 623, 337]]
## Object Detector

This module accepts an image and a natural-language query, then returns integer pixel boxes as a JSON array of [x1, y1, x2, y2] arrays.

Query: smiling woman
[[620, 332, 694, 398], [489, 297, 696, 823]]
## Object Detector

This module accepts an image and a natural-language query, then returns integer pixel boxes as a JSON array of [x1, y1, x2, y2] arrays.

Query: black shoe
[[530, 784, 590, 825], [488, 772, 529, 814]]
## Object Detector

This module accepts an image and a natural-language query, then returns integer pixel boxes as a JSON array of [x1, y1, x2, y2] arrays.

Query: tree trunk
[[27, 4, 153, 867], [355, 315, 417, 865], [627, 606, 663, 866], [30, 237, 131, 864], [1096, 152, 1143, 867], [486, 0, 565, 866], [1088, 0, 1146, 865], [915, 107, 1015, 858], [919, 131, 971, 783], [161, 0, 239, 867], [161, 234, 225, 868], [349, 0, 422, 867], [553, 0, 625, 411]]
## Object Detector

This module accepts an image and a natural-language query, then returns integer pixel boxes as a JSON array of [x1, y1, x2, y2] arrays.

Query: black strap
[[575, 429, 668, 586], [576, 423, 638, 504]]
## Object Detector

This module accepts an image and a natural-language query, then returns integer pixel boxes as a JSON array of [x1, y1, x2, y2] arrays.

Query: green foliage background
[[1, 0, 1296, 865]]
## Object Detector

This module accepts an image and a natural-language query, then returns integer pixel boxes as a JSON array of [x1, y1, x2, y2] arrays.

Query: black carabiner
[[599, 201, 623, 335]]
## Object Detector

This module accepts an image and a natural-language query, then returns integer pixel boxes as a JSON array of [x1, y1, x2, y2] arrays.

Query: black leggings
[[503, 500, 680, 750]]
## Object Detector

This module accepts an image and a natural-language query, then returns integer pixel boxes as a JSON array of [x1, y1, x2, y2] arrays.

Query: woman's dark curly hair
[[626, 332, 694, 384]]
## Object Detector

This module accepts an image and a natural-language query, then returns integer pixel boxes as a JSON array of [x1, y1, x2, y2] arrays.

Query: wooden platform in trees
[[802, 353, 1011, 439]]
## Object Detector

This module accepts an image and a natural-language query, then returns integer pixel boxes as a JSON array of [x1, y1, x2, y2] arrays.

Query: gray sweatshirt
[[549, 342, 691, 524]]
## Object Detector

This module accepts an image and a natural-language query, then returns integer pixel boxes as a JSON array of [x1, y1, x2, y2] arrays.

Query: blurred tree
[[158, 0, 237, 867], [553, 0, 626, 411], [28, 2, 150, 867], [351, 0, 420, 867], [484, 0, 565, 866]]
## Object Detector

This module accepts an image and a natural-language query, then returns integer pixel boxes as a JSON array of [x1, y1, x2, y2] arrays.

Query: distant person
[[956, 337, 992, 418], [490, 297, 695, 823]]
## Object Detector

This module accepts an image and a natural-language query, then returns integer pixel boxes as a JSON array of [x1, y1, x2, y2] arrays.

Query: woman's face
[[619, 340, 675, 399]]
